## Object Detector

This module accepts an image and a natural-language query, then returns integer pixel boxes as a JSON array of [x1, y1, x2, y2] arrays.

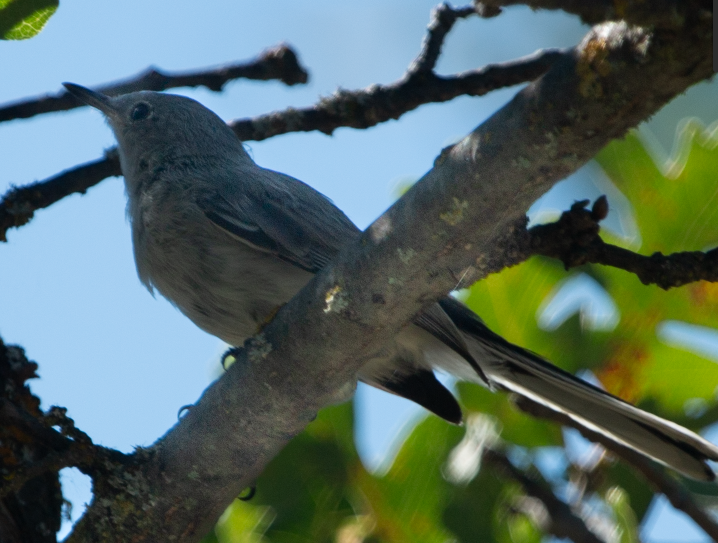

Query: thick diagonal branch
[[63, 15, 714, 543], [0, 44, 308, 124]]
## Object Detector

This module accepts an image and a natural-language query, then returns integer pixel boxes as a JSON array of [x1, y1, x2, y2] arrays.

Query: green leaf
[[500, 502, 542, 543], [601, 462, 655, 522], [254, 403, 358, 543], [362, 415, 463, 542], [606, 486, 639, 543], [0, 0, 58, 40], [214, 500, 274, 543], [596, 122, 718, 254], [462, 122, 718, 422], [589, 124, 718, 414]]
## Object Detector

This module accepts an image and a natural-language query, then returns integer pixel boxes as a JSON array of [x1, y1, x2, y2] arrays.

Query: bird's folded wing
[[197, 167, 360, 273]]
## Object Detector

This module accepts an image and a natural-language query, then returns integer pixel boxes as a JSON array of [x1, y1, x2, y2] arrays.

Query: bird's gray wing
[[198, 165, 485, 423], [199, 166, 491, 386], [197, 167, 360, 273]]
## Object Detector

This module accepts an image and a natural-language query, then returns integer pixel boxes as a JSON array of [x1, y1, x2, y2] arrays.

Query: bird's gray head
[[63, 83, 249, 182]]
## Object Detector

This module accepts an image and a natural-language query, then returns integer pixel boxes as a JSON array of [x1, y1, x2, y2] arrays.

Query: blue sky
[[2, 2, 717, 540]]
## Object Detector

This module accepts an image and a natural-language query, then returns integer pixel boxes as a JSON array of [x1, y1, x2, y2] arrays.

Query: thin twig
[[409, 3, 479, 74], [514, 398, 718, 541], [484, 449, 604, 543], [0, 150, 120, 241], [229, 47, 565, 141], [477, 197, 718, 290], [0, 43, 308, 124], [0, 45, 564, 241], [529, 198, 718, 289]]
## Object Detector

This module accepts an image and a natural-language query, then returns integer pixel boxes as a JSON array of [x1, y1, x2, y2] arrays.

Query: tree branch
[[410, 3, 481, 74], [0, 44, 563, 241], [0, 43, 308, 124], [61, 13, 714, 542], [0, 339, 71, 542], [478, 197, 718, 290], [484, 449, 604, 543], [227, 49, 564, 141], [0, 377, 129, 501], [478, 0, 711, 29], [531, 200, 718, 289], [514, 398, 718, 541], [0, 150, 121, 242]]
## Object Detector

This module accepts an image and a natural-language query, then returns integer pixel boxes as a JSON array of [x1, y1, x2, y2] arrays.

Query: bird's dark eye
[[130, 102, 151, 121]]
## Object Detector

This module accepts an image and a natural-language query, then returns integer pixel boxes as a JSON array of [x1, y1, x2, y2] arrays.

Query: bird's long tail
[[439, 297, 718, 481]]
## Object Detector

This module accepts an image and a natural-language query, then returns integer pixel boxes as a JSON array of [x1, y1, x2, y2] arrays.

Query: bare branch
[[0, 437, 123, 500], [483, 197, 718, 290], [484, 449, 604, 543], [478, 0, 709, 29], [532, 200, 718, 289], [0, 336, 125, 543], [0, 48, 563, 242], [473, 1, 503, 18], [409, 3, 479, 74], [0, 150, 121, 242], [0, 363, 128, 500], [515, 398, 718, 541], [229, 47, 564, 141], [0, 43, 308, 124]]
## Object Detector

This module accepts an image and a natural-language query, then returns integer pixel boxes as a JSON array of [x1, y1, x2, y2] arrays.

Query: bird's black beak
[[63, 83, 115, 115]]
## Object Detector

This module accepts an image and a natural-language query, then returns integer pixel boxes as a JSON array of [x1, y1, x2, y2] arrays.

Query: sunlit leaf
[[494, 483, 542, 543], [601, 462, 654, 523], [358, 415, 463, 542], [589, 124, 718, 414], [0, 0, 58, 40], [597, 122, 718, 254], [606, 486, 639, 543], [214, 500, 274, 543]]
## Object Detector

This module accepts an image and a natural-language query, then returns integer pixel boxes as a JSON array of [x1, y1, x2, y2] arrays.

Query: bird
[[63, 82, 718, 481]]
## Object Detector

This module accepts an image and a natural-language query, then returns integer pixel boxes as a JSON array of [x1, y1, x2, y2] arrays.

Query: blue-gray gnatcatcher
[[63, 82, 718, 481]]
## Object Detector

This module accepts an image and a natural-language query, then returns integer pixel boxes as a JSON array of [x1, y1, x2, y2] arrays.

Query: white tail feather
[[467, 335, 718, 481]]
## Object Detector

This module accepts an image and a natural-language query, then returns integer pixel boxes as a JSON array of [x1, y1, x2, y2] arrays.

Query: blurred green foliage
[[204, 120, 718, 542]]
